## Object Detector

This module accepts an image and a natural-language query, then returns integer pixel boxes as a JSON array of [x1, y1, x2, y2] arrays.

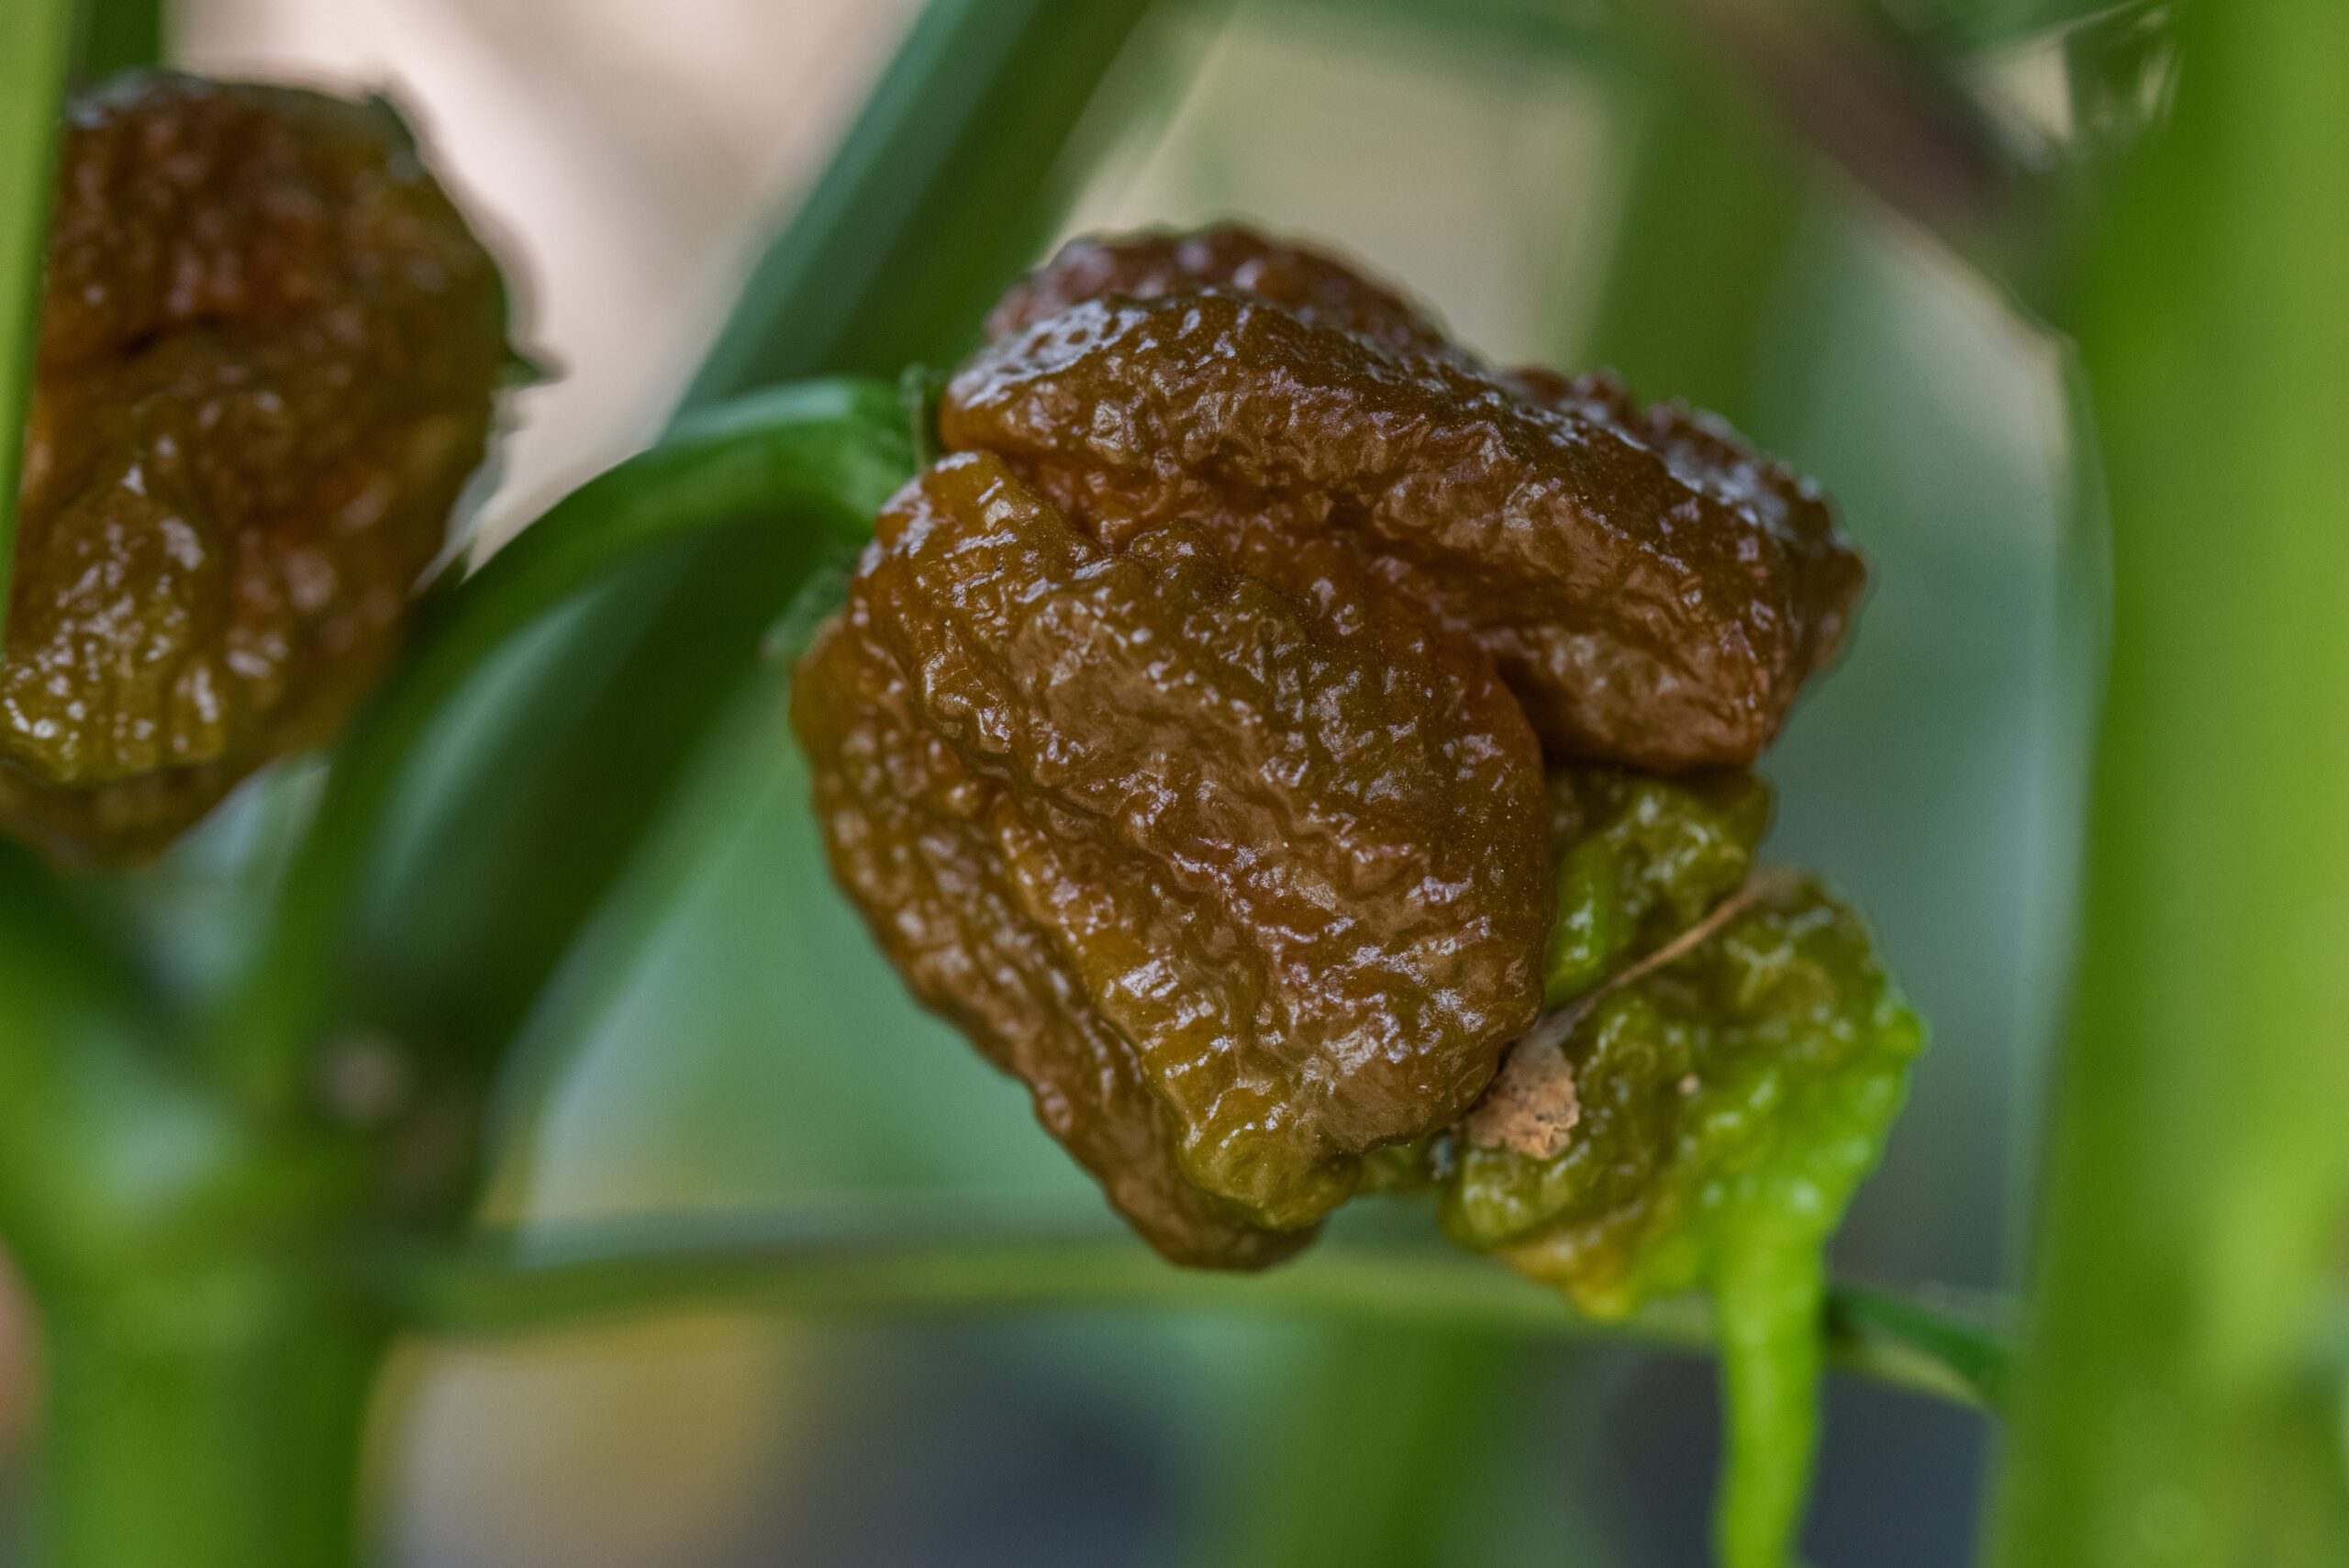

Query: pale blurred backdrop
[[5, 4, 2088, 1563]]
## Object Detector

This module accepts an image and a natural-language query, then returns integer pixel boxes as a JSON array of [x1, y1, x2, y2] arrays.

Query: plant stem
[[29, 1271, 384, 1568], [383, 1211, 2009, 1412], [1990, 0, 2349, 1562], [0, 0, 75, 643], [208, 379, 909, 1113]]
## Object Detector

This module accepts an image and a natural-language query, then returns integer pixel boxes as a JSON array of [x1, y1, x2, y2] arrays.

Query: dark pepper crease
[[799, 227, 1869, 1264], [3, 73, 507, 864]]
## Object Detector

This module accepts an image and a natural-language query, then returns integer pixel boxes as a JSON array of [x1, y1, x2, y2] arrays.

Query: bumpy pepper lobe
[[4, 73, 507, 862], [944, 233, 1865, 772], [793, 606, 1307, 1269], [1542, 764, 1773, 1006], [795, 451, 1552, 1249]]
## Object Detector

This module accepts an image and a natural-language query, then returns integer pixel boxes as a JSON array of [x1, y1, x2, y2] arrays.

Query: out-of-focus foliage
[[1992, 0, 2349, 1563], [17, 0, 2299, 1562]]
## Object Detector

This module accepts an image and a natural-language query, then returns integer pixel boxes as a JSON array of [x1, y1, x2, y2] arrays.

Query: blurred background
[[4, 1, 2099, 1562]]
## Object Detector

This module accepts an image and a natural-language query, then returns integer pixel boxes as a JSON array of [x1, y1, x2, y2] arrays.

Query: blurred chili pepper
[[3, 74, 509, 864]]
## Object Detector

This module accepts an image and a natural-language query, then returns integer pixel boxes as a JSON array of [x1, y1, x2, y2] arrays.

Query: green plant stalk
[[0, 0, 75, 642], [386, 1214, 2010, 1411], [211, 379, 909, 1113], [31, 1278, 384, 1568], [1990, 0, 2349, 1562], [4, 386, 906, 1568], [0, 846, 386, 1568]]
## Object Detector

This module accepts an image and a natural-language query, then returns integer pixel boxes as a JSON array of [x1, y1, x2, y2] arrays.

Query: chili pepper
[[941, 228, 1865, 770], [795, 450, 1551, 1262], [3, 74, 508, 863]]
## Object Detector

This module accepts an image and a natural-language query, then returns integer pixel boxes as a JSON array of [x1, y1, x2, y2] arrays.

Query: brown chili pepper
[[793, 451, 1551, 1260], [941, 233, 1863, 770], [4, 74, 508, 863], [801, 228, 1870, 1264], [793, 608, 1306, 1268]]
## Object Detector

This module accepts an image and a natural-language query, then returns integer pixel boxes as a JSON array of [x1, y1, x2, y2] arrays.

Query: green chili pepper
[[1448, 870, 1921, 1568], [1542, 765, 1774, 1006]]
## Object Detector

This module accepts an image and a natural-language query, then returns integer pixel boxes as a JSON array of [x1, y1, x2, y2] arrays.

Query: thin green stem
[[0, 0, 77, 645], [207, 378, 911, 1113], [382, 1210, 2010, 1412]]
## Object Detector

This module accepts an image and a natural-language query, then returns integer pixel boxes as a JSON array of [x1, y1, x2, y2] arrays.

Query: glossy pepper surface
[[795, 450, 1551, 1262], [1448, 874, 1920, 1304], [797, 226, 1880, 1284], [941, 228, 1865, 771], [1542, 764, 1773, 1006], [4, 74, 507, 862]]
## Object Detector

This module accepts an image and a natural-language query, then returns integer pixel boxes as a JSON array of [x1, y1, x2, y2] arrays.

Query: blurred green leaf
[[1991, 1, 2349, 1563], [1575, 33, 1809, 423], [1910, 0, 2163, 53], [72, 0, 166, 82]]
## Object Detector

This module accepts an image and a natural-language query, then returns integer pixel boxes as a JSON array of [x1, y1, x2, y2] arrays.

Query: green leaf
[[1575, 32, 1810, 426], [72, 0, 167, 83]]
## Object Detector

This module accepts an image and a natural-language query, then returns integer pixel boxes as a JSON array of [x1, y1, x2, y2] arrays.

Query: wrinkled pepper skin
[[795, 452, 1551, 1261], [4, 74, 507, 863], [798, 225, 1883, 1273], [1448, 869, 1920, 1568], [942, 229, 1865, 771]]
